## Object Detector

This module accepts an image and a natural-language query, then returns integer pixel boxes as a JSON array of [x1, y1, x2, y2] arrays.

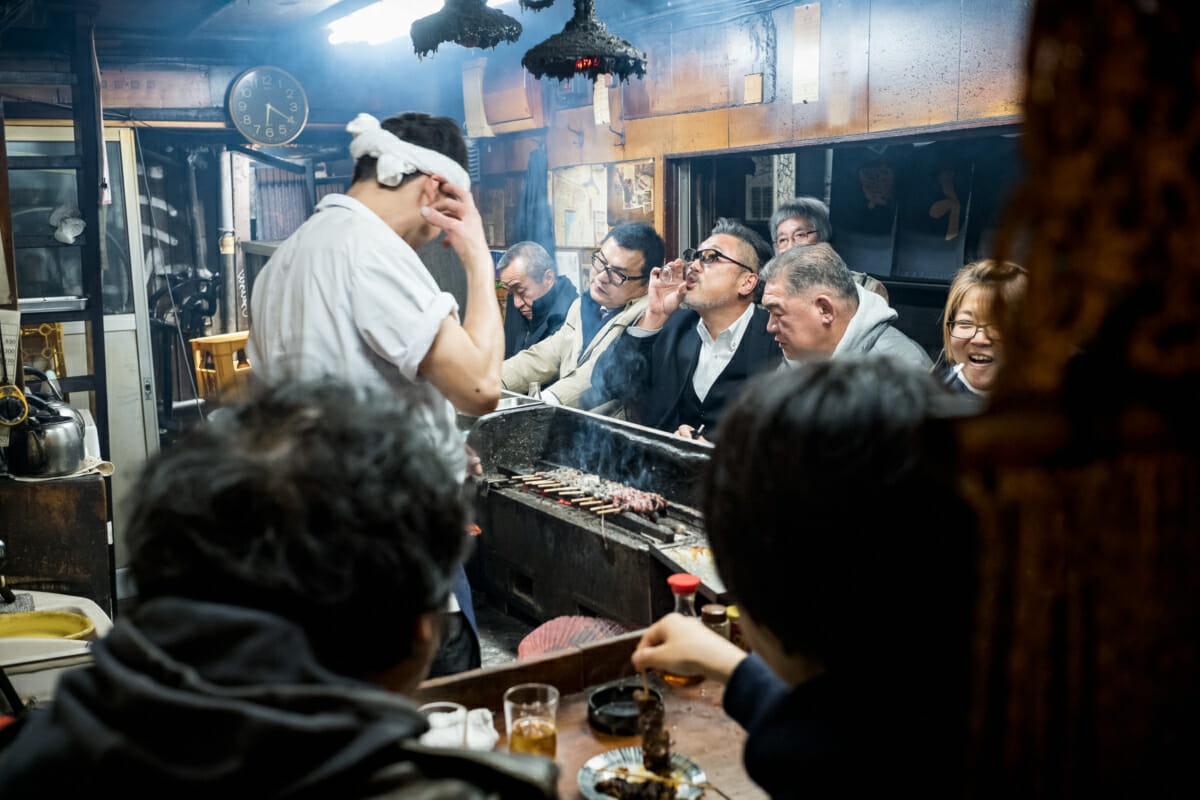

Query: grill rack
[[490, 463, 705, 544]]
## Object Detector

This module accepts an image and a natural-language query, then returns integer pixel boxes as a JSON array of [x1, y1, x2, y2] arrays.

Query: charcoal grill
[[467, 404, 725, 628]]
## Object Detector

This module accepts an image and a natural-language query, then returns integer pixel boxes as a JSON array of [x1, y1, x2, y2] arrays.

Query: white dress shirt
[[692, 303, 756, 401], [628, 303, 757, 402]]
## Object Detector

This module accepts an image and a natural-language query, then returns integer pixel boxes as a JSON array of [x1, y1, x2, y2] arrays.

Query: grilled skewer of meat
[[635, 689, 671, 776], [540, 468, 667, 514]]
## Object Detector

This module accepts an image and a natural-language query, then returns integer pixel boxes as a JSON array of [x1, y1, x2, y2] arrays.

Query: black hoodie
[[0, 597, 556, 799]]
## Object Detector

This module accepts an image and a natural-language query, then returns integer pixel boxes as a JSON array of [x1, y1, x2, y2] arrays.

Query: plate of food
[[578, 686, 707, 799], [578, 747, 707, 799]]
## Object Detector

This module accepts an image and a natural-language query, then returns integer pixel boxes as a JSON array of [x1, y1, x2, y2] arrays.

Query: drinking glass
[[504, 683, 559, 758]]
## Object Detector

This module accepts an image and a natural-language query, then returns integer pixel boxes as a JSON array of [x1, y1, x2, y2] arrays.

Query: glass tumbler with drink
[[504, 682, 559, 758]]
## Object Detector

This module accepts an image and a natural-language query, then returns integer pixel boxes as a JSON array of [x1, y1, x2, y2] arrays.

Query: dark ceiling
[[2, 1, 789, 62], [2, 1, 385, 61], [0, 0, 794, 147]]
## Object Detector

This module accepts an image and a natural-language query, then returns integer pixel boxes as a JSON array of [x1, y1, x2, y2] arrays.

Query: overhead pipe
[[218, 146, 235, 334]]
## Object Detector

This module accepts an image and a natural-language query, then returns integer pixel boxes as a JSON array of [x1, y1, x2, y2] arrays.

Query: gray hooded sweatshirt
[[831, 284, 932, 368]]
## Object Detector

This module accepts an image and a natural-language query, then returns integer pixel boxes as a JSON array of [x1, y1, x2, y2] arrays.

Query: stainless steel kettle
[[6, 376, 87, 478]]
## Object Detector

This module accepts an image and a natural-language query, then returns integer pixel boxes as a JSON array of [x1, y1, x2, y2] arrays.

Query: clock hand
[[265, 103, 281, 122]]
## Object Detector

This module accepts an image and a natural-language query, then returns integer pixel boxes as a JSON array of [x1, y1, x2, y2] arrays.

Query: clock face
[[228, 66, 309, 146]]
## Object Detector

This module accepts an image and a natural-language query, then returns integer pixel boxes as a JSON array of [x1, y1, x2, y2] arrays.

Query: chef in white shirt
[[248, 111, 502, 675]]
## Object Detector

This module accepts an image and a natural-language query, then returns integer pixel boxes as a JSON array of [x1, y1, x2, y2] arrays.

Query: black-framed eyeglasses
[[682, 247, 756, 274], [947, 320, 1002, 341], [591, 250, 649, 285], [777, 229, 817, 244]]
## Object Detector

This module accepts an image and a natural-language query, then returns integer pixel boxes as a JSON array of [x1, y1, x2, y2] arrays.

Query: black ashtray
[[587, 683, 663, 736]]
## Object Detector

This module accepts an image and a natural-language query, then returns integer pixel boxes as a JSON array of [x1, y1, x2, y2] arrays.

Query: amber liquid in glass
[[509, 716, 557, 757], [662, 672, 704, 687]]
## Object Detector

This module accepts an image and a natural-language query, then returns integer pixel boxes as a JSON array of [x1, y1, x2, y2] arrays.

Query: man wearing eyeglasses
[[583, 218, 780, 436], [760, 242, 931, 370], [501, 222, 662, 407], [771, 196, 890, 303]]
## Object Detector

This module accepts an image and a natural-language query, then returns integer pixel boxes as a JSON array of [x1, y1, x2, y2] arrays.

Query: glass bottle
[[701, 603, 730, 640], [727, 604, 750, 652], [663, 573, 704, 687], [528, 381, 541, 400]]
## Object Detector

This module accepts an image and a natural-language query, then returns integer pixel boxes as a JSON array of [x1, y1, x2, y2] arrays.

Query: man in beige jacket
[[502, 222, 664, 407]]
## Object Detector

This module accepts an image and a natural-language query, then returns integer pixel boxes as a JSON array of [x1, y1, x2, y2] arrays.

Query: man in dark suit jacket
[[499, 241, 577, 357], [583, 218, 780, 436]]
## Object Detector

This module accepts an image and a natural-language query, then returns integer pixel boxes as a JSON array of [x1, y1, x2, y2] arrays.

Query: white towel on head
[[347, 113, 471, 190]]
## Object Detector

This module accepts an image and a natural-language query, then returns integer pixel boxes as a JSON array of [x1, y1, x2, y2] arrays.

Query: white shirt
[[692, 303, 756, 401], [247, 193, 466, 476], [628, 303, 757, 401]]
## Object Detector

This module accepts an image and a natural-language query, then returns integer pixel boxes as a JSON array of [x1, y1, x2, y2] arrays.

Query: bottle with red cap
[[662, 573, 704, 687]]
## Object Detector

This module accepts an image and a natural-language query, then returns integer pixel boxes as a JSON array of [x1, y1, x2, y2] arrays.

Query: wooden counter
[[416, 631, 767, 799]]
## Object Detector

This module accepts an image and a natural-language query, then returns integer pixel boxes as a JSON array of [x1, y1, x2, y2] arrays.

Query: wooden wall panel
[[724, 12, 777, 107], [672, 108, 730, 154], [666, 30, 732, 114], [625, 31, 672, 119], [867, 0, 962, 132], [959, 0, 1030, 120], [479, 0, 1029, 250], [793, 0, 871, 141], [620, 116, 666, 161], [728, 102, 789, 150]]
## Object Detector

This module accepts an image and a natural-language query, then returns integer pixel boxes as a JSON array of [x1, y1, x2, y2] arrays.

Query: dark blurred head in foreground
[[704, 358, 976, 686], [127, 378, 469, 684]]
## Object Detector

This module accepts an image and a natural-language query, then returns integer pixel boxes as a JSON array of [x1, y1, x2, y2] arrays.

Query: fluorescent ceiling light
[[328, 0, 517, 46]]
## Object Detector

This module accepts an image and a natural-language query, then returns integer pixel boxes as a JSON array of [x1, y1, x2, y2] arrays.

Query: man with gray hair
[[771, 196, 889, 302], [760, 242, 931, 369], [499, 241, 577, 357]]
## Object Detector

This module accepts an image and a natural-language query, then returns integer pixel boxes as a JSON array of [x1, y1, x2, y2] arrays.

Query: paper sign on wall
[[793, 3, 821, 104]]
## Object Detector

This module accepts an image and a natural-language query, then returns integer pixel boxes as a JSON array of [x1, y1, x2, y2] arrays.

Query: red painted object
[[517, 615, 636, 660]]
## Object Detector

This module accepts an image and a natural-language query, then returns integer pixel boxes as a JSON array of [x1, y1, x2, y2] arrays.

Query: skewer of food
[[594, 687, 679, 799], [538, 467, 668, 514]]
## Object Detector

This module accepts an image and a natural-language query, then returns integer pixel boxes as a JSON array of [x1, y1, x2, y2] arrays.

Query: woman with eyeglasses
[[938, 260, 1028, 396]]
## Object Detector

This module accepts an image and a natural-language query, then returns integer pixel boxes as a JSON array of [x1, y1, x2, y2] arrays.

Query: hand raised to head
[[419, 175, 488, 266]]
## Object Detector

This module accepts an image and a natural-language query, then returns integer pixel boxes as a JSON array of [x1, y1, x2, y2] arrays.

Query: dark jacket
[[724, 655, 963, 799], [0, 597, 556, 800], [582, 305, 780, 432], [503, 278, 578, 358]]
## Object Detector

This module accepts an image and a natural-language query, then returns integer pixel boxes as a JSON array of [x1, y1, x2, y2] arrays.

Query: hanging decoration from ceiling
[[411, 0, 523, 58], [519, 0, 647, 83]]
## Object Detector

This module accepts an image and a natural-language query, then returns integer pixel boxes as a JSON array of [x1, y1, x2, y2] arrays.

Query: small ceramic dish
[[587, 683, 663, 736], [0, 610, 95, 640]]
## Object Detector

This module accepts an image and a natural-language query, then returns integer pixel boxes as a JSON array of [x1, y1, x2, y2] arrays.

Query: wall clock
[[227, 66, 309, 146]]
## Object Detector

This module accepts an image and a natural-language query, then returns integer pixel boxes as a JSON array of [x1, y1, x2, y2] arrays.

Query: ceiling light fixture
[[519, 0, 647, 83], [326, 0, 519, 47], [412, 0, 523, 58]]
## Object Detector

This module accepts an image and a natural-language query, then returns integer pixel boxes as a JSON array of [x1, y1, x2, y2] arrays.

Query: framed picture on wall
[[608, 159, 654, 224], [551, 164, 608, 248]]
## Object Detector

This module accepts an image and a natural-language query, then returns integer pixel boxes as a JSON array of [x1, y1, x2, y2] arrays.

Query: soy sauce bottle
[[663, 573, 704, 687]]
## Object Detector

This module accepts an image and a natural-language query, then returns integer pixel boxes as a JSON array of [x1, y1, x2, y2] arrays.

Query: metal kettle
[[6, 370, 87, 478]]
